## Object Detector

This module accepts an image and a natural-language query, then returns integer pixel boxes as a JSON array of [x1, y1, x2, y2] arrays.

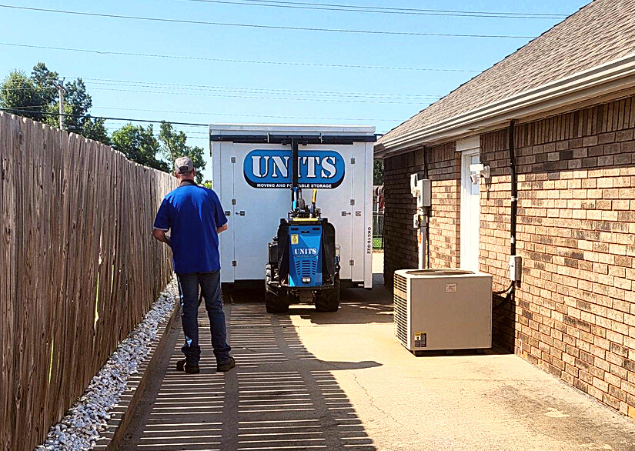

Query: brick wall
[[383, 143, 460, 286], [384, 151, 418, 287], [479, 131, 515, 351], [428, 143, 462, 269], [480, 95, 635, 417], [383, 94, 635, 417]]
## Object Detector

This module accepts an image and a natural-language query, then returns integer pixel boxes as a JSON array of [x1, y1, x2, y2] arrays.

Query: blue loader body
[[263, 138, 341, 313], [288, 225, 323, 287], [265, 217, 341, 313]]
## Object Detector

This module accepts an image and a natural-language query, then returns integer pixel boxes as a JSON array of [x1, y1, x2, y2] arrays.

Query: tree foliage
[[0, 71, 44, 121], [111, 122, 205, 177], [111, 124, 169, 172], [158, 122, 206, 183], [1, 63, 209, 175], [0, 62, 109, 144], [82, 117, 111, 145]]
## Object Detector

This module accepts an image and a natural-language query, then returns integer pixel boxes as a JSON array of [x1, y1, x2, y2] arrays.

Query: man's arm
[[153, 198, 172, 246], [153, 229, 172, 247], [211, 190, 228, 235]]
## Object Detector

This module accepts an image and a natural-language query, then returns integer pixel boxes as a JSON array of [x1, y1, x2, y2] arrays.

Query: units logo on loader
[[244, 149, 345, 189], [294, 248, 318, 256]]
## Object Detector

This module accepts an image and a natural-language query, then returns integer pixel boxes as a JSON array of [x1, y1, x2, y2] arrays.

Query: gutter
[[375, 52, 635, 158]]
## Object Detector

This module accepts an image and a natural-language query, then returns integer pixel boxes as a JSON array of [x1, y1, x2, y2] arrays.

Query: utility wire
[[2, 85, 435, 104], [4, 83, 441, 99], [87, 86, 432, 104], [0, 84, 441, 100], [180, 0, 568, 19], [0, 42, 479, 73], [0, 4, 536, 39], [2, 107, 390, 136], [1, 106, 399, 123], [91, 106, 402, 122], [76, 78, 443, 99], [0, 108, 209, 127]]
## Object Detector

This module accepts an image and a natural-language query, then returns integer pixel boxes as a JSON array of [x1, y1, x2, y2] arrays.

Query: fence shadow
[[120, 303, 379, 450]]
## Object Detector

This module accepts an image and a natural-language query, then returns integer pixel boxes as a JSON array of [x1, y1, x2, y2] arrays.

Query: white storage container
[[210, 124, 376, 288]]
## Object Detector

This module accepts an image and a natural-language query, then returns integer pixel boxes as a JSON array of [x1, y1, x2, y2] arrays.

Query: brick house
[[374, 0, 635, 417]]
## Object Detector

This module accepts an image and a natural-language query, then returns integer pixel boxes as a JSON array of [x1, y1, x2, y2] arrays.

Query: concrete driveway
[[120, 254, 635, 451]]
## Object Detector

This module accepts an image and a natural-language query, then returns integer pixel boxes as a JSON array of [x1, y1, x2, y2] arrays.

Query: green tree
[[62, 78, 93, 133], [0, 63, 109, 145], [373, 159, 384, 186], [111, 124, 169, 171], [31, 62, 58, 106], [203, 180, 213, 190], [0, 70, 44, 121], [83, 117, 111, 146], [158, 122, 206, 183]]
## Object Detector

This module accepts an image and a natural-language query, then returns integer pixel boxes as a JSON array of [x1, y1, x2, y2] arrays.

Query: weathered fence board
[[0, 113, 177, 451]]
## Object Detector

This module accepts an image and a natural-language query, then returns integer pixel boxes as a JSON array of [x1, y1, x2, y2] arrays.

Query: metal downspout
[[494, 120, 518, 308], [423, 146, 430, 269], [509, 120, 518, 260]]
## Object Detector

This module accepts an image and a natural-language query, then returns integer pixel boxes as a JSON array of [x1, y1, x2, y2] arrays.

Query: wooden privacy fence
[[0, 113, 178, 451]]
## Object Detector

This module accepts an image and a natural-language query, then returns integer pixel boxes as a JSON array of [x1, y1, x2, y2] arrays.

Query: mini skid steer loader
[[264, 140, 340, 313]]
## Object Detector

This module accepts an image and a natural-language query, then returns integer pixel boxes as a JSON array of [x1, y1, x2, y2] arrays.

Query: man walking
[[153, 156, 235, 374]]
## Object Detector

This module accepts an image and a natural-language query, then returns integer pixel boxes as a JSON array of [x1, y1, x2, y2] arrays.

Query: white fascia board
[[375, 53, 635, 158]]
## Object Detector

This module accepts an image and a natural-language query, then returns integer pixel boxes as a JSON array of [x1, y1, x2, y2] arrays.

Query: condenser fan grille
[[394, 273, 408, 345]]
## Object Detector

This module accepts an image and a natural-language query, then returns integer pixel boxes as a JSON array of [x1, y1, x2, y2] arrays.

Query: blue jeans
[[177, 271, 232, 365]]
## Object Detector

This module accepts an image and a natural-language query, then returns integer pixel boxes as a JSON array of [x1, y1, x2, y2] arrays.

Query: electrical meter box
[[410, 174, 431, 208], [210, 124, 376, 288]]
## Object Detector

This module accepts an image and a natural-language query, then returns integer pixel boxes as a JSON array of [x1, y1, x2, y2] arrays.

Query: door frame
[[459, 146, 481, 271]]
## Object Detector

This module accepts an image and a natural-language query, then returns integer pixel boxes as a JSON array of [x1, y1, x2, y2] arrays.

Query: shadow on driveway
[[119, 301, 380, 451]]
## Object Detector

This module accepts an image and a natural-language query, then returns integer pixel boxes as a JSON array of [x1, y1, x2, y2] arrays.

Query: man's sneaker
[[217, 357, 236, 372], [176, 359, 200, 374]]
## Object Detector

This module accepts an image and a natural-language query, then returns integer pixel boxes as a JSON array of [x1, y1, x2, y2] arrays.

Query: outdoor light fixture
[[469, 163, 491, 184]]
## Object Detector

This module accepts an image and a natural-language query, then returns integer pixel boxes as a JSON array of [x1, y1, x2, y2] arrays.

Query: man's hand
[[153, 229, 172, 247], [217, 224, 228, 234]]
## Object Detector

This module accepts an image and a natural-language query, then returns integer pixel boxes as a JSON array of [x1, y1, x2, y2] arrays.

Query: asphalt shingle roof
[[379, 0, 635, 146]]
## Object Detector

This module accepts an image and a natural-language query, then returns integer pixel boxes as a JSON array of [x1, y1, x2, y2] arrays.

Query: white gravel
[[36, 278, 179, 451]]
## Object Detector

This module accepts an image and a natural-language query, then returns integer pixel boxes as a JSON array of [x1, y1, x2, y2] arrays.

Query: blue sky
[[0, 0, 589, 180]]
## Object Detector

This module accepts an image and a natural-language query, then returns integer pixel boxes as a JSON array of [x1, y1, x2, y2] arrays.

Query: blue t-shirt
[[153, 183, 228, 274]]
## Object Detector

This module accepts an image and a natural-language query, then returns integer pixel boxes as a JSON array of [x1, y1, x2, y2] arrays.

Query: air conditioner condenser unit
[[394, 269, 493, 352]]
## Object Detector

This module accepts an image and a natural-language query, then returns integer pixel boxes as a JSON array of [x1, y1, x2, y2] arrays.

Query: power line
[[3, 82, 441, 99], [86, 86, 432, 104], [181, 0, 568, 19], [0, 4, 536, 39], [3, 85, 433, 104], [1, 106, 399, 124], [0, 108, 210, 127], [91, 106, 402, 122], [0, 42, 479, 73], [76, 78, 442, 99], [2, 107, 391, 137]]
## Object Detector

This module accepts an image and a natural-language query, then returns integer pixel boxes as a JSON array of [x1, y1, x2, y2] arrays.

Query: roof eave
[[375, 52, 635, 159]]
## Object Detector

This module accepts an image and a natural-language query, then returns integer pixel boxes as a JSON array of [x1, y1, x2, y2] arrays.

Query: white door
[[460, 149, 481, 272], [217, 142, 236, 283], [350, 148, 367, 283], [310, 145, 354, 281]]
